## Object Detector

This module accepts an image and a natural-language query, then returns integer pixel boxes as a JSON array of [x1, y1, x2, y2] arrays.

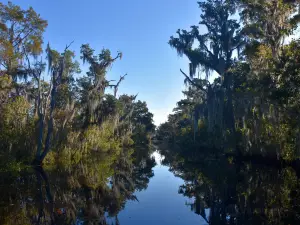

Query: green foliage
[[0, 96, 35, 162], [0, 1, 47, 78], [162, 0, 300, 163], [83, 121, 121, 153], [131, 100, 155, 144], [0, 2, 155, 168], [0, 74, 12, 104]]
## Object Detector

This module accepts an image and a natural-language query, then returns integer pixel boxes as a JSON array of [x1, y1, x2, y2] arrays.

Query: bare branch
[[111, 73, 127, 97], [116, 73, 127, 87], [133, 93, 139, 101], [180, 69, 207, 93], [64, 41, 74, 52]]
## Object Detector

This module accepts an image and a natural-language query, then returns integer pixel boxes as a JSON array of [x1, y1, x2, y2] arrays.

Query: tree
[[0, 1, 47, 79], [33, 43, 74, 165], [79, 44, 122, 126], [169, 0, 244, 150], [239, 0, 300, 58], [165, 0, 300, 160], [109, 73, 127, 98], [131, 101, 155, 144], [0, 2, 156, 168]]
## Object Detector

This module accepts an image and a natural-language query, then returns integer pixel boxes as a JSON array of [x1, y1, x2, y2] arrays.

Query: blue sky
[[8, 0, 203, 125]]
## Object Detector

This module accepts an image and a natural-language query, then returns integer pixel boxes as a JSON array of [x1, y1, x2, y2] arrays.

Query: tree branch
[[64, 41, 74, 52], [198, 35, 215, 60], [13, 24, 30, 45], [180, 69, 207, 94], [13, 28, 34, 48], [116, 73, 127, 87], [112, 52, 122, 61]]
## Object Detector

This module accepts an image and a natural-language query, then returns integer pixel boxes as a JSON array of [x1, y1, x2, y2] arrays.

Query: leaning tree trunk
[[39, 81, 56, 163], [35, 67, 62, 164]]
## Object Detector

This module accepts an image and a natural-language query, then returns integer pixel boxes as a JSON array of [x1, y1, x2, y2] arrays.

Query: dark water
[[1, 147, 300, 225]]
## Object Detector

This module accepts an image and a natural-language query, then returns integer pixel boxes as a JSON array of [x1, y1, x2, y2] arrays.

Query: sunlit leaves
[[0, 2, 47, 76]]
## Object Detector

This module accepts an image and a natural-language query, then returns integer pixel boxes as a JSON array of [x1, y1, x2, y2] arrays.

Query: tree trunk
[[35, 79, 44, 161], [39, 81, 56, 163], [223, 72, 236, 152]]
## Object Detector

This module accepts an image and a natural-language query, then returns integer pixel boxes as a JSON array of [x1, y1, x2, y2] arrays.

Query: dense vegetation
[[156, 2, 300, 223], [157, 0, 300, 162], [0, 2, 155, 168], [3, 0, 300, 224]]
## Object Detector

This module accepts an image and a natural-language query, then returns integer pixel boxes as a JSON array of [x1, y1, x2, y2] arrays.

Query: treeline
[[0, 2, 155, 167], [157, 0, 300, 161]]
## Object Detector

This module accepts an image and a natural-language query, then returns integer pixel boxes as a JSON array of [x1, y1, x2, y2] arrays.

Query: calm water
[[1, 147, 300, 225], [109, 151, 206, 225]]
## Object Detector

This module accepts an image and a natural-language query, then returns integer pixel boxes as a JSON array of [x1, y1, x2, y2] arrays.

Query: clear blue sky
[[9, 0, 202, 125]]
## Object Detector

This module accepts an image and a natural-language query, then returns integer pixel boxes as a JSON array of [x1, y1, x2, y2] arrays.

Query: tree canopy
[[158, 0, 300, 161], [0, 2, 155, 167]]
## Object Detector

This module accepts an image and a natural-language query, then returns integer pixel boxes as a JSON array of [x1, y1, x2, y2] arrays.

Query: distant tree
[[131, 101, 155, 144]]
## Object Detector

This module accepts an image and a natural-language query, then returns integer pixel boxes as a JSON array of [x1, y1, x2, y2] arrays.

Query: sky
[[7, 0, 203, 125]]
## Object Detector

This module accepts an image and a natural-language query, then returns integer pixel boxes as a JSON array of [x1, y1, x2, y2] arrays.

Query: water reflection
[[160, 146, 300, 225], [115, 150, 206, 225], [2, 146, 299, 225], [0, 147, 156, 225]]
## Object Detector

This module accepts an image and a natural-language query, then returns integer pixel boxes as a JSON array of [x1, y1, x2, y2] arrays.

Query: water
[[1, 147, 300, 225], [113, 151, 206, 225]]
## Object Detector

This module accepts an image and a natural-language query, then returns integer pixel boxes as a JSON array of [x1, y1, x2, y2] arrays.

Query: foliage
[[0, 96, 35, 163], [0, 1, 48, 79], [131, 100, 156, 144], [158, 0, 300, 162], [0, 2, 155, 167]]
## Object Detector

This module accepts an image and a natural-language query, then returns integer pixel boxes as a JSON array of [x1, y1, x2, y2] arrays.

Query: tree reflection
[[0, 147, 155, 225], [161, 147, 300, 225]]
